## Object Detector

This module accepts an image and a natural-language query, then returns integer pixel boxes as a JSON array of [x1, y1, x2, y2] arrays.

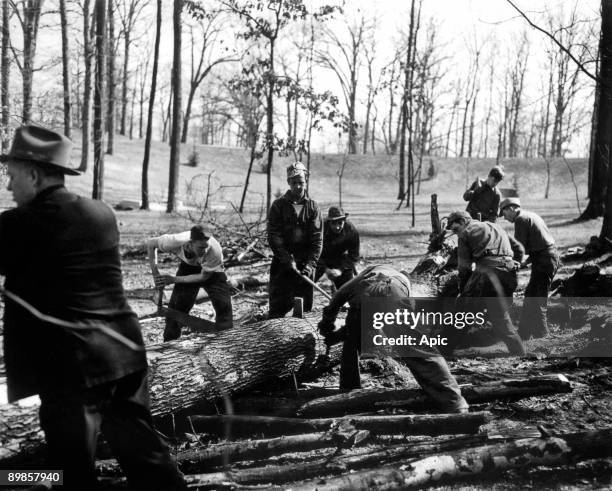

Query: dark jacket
[[463, 179, 501, 222], [513, 210, 555, 254], [319, 220, 360, 271], [0, 185, 146, 402], [267, 191, 322, 270]]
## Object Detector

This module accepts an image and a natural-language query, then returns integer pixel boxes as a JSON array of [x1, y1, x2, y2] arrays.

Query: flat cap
[[287, 161, 307, 179], [499, 197, 521, 215]]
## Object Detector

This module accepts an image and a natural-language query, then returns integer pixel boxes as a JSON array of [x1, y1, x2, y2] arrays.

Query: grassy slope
[[0, 131, 601, 252]]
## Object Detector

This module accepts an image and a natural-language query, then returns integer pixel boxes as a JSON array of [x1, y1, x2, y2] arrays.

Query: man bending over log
[[267, 162, 322, 317], [446, 210, 526, 356], [500, 197, 559, 339], [148, 224, 233, 340], [0, 125, 186, 490], [315, 206, 360, 289], [317, 264, 469, 413]]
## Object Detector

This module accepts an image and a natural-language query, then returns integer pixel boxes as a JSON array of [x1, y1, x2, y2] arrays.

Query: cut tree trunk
[[297, 374, 571, 417], [285, 428, 612, 491], [0, 317, 338, 466], [189, 412, 491, 438]]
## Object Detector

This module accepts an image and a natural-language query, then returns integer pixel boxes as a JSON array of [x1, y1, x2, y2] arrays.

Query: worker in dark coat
[[500, 197, 559, 339], [446, 210, 526, 356], [463, 166, 504, 222], [0, 126, 186, 490], [317, 264, 469, 413], [267, 162, 322, 317], [315, 206, 360, 289]]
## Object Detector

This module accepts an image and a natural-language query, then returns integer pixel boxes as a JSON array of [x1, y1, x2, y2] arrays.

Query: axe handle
[[296, 270, 332, 300]]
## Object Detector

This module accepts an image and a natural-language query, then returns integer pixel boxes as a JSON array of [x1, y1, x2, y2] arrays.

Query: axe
[[154, 285, 221, 334], [295, 269, 332, 301]]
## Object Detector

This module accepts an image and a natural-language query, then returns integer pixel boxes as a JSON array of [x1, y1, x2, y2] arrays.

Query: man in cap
[[0, 125, 186, 490], [446, 210, 526, 356], [463, 166, 504, 222], [148, 224, 233, 340], [315, 206, 360, 289], [267, 161, 322, 317], [500, 197, 559, 339], [317, 264, 469, 413]]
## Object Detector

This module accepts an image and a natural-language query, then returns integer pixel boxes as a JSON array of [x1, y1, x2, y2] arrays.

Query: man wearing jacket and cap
[[148, 224, 233, 340], [0, 125, 186, 490], [318, 264, 469, 413], [446, 210, 526, 356], [500, 198, 559, 339], [315, 206, 360, 289], [267, 162, 322, 317], [463, 166, 504, 222]]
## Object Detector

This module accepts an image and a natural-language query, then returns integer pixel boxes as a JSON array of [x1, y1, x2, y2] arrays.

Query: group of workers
[[0, 123, 558, 490]]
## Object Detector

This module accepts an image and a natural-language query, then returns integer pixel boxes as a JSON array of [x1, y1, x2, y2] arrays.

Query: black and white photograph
[[0, 0, 611, 489]]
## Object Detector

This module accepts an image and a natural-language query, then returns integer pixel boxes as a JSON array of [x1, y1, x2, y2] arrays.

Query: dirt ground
[[98, 204, 612, 491]]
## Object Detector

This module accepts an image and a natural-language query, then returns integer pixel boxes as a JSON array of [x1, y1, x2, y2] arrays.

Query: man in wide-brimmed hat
[[315, 206, 360, 289], [267, 161, 322, 317], [500, 197, 559, 339], [0, 125, 186, 490]]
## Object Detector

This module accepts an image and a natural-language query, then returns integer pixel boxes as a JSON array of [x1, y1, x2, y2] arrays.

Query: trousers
[[339, 307, 468, 412], [268, 258, 314, 318], [519, 249, 559, 338], [164, 261, 233, 341], [39, 370, 186, 491]]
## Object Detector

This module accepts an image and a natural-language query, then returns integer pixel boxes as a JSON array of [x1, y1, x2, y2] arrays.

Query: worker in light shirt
[[148, 224, 233, 340]]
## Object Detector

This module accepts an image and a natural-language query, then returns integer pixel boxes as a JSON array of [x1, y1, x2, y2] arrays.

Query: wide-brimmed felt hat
[[445, 210, 472, 229], [326, 206, 347, 221], [499, 197, 521, 216], [0, 125, 79, 175]]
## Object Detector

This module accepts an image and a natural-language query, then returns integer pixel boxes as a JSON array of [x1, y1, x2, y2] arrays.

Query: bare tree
[[92, 0, 107, 199], [59, 0, 71, 137], [117, 0, 145, 136], [106, 0, 115, 154], [11, 0, 43, 123], [140, 0, 161, 210], [316, 11, 371, 154], [167, 0, 182, 213], [79, 0, 94, 171], [598, 0, 612, 243], [2, 0, 10, 150]]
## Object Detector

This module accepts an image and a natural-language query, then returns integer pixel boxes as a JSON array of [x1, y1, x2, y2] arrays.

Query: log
[[189, 412, 491, 438], [179, 434, 490, 486], [297, 374, 572, 417], [284, 428, 612, 490], [0, 316, 339, 466]]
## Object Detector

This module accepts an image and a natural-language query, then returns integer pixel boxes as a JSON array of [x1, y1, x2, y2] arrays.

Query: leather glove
[[301, 264, 313, 278], [318, 317, 336, 336], [324, 326, 348, 347]]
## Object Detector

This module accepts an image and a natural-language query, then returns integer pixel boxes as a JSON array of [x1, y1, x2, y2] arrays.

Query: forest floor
[[0, 136, 611, 489]]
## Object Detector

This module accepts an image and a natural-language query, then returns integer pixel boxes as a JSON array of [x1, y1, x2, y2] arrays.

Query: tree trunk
[[105, 0, 115, 154], [141, 0, 161, 210], [92, 0, 107, 200], [80, 0, 94, 171], [584, 1, 612, 221], [59, 0, 71, 138], [1, 0, 9, 151], [167, 0, 182, 213], [265, 38, 275, 216], [297, 374, 571, 418], [120, 28, 130, 135], [0, 317, 339, 466], [21, 0, 42, 124], [239, 136, 257, 213], [190, 412, 491, 439], [286, 429, 612, 491]]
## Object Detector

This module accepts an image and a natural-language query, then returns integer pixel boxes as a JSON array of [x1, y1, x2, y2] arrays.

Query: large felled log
[[190, 412, 491, 438], [285, 428, 612, 491], [297, 374, 572, 417], [0, 316, 339, 466]]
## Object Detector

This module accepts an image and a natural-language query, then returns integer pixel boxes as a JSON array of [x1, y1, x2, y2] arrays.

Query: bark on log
[[284, 428, 612, 491], [0, 317, 339, 466], [190, 412, 491, 439], [297, 374, 572, 417], [178, 434, 490, 485]]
